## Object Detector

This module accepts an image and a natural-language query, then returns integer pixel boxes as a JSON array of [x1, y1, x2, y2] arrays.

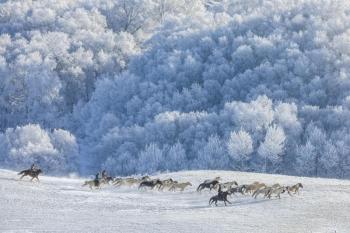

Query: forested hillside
[[0, 0, 350, 178]]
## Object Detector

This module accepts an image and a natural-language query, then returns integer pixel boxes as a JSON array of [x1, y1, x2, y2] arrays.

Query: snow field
[[1, 169, 350, 233]]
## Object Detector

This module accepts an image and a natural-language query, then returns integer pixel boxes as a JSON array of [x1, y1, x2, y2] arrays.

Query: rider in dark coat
[[30, 163, 38, 171], [217, 185, 225, 199], [94, 173, 100, 186]]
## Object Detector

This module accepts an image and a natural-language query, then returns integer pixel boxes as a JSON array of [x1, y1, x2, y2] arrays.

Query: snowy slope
[[1, 169, 349, 233]]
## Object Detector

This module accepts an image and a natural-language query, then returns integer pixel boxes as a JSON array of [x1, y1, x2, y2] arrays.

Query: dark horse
[[209, 186, 232, 206], [18, 169, 42, 182], [138, 179, 162, 190], [228, 185, 247, 196], [197, 180, 219, 192]]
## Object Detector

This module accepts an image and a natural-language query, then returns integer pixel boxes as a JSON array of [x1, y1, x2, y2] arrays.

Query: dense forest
[[0, 0, 350, 178]]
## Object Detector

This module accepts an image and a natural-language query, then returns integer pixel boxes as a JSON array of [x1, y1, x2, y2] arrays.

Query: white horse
[[267, 186, 287, 199], [169, 182, 192, 191]]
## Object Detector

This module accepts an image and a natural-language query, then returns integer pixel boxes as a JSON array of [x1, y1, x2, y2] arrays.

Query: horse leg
[[36, 176, 40, 182], [20, 174, 25, 180], [114, 180, 123, 187]]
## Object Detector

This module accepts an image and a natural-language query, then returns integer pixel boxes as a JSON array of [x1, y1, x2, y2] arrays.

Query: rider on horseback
[[94, 173, 100, 186], [30, 163, 39, 172], [101, 170, 107, 179]]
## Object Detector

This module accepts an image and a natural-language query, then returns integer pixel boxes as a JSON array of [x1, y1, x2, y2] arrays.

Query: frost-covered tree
[[195, 135, 229, 169], [0, 124, 78, 174], [225, 96, 274, 133], [320, 141, 339, 177], [331, 131, 350, 178], [137, 143, 164, 174], [103, 152, 138, 176], [258, 125, 286, 172], [304, 124, 327, 177], [107, 0, 151, 34], [296, 141, 317, 177], [50, 129, 79, 173], [1, 0, 350, 178], [296, 123, 330, 177], [227, 130, 253, 170], [164, 142, 187, 171]]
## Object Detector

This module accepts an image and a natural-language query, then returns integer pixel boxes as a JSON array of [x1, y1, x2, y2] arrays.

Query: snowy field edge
[[1, 168, 350, 233]]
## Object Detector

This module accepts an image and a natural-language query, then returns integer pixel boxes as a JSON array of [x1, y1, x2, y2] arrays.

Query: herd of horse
[[83, 175, 193, 192], [196, 177, 303, 206], [17, 168, 304, 207], [80, 174, 303, 206]]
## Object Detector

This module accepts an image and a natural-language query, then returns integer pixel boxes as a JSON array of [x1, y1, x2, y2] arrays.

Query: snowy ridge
[[1, 169, 349, 233]]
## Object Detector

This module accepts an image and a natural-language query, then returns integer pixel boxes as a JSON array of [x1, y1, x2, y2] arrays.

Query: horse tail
[[18, 170, 25, 175]]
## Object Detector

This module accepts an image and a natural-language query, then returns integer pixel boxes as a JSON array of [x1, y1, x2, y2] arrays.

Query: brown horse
[[287, 183, 303, 195], [197, 180, 220, 192], [18, 169, 42, 182]]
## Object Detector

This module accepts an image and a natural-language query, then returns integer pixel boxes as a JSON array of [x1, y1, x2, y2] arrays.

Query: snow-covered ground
[[1, 169, 349, 233]]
